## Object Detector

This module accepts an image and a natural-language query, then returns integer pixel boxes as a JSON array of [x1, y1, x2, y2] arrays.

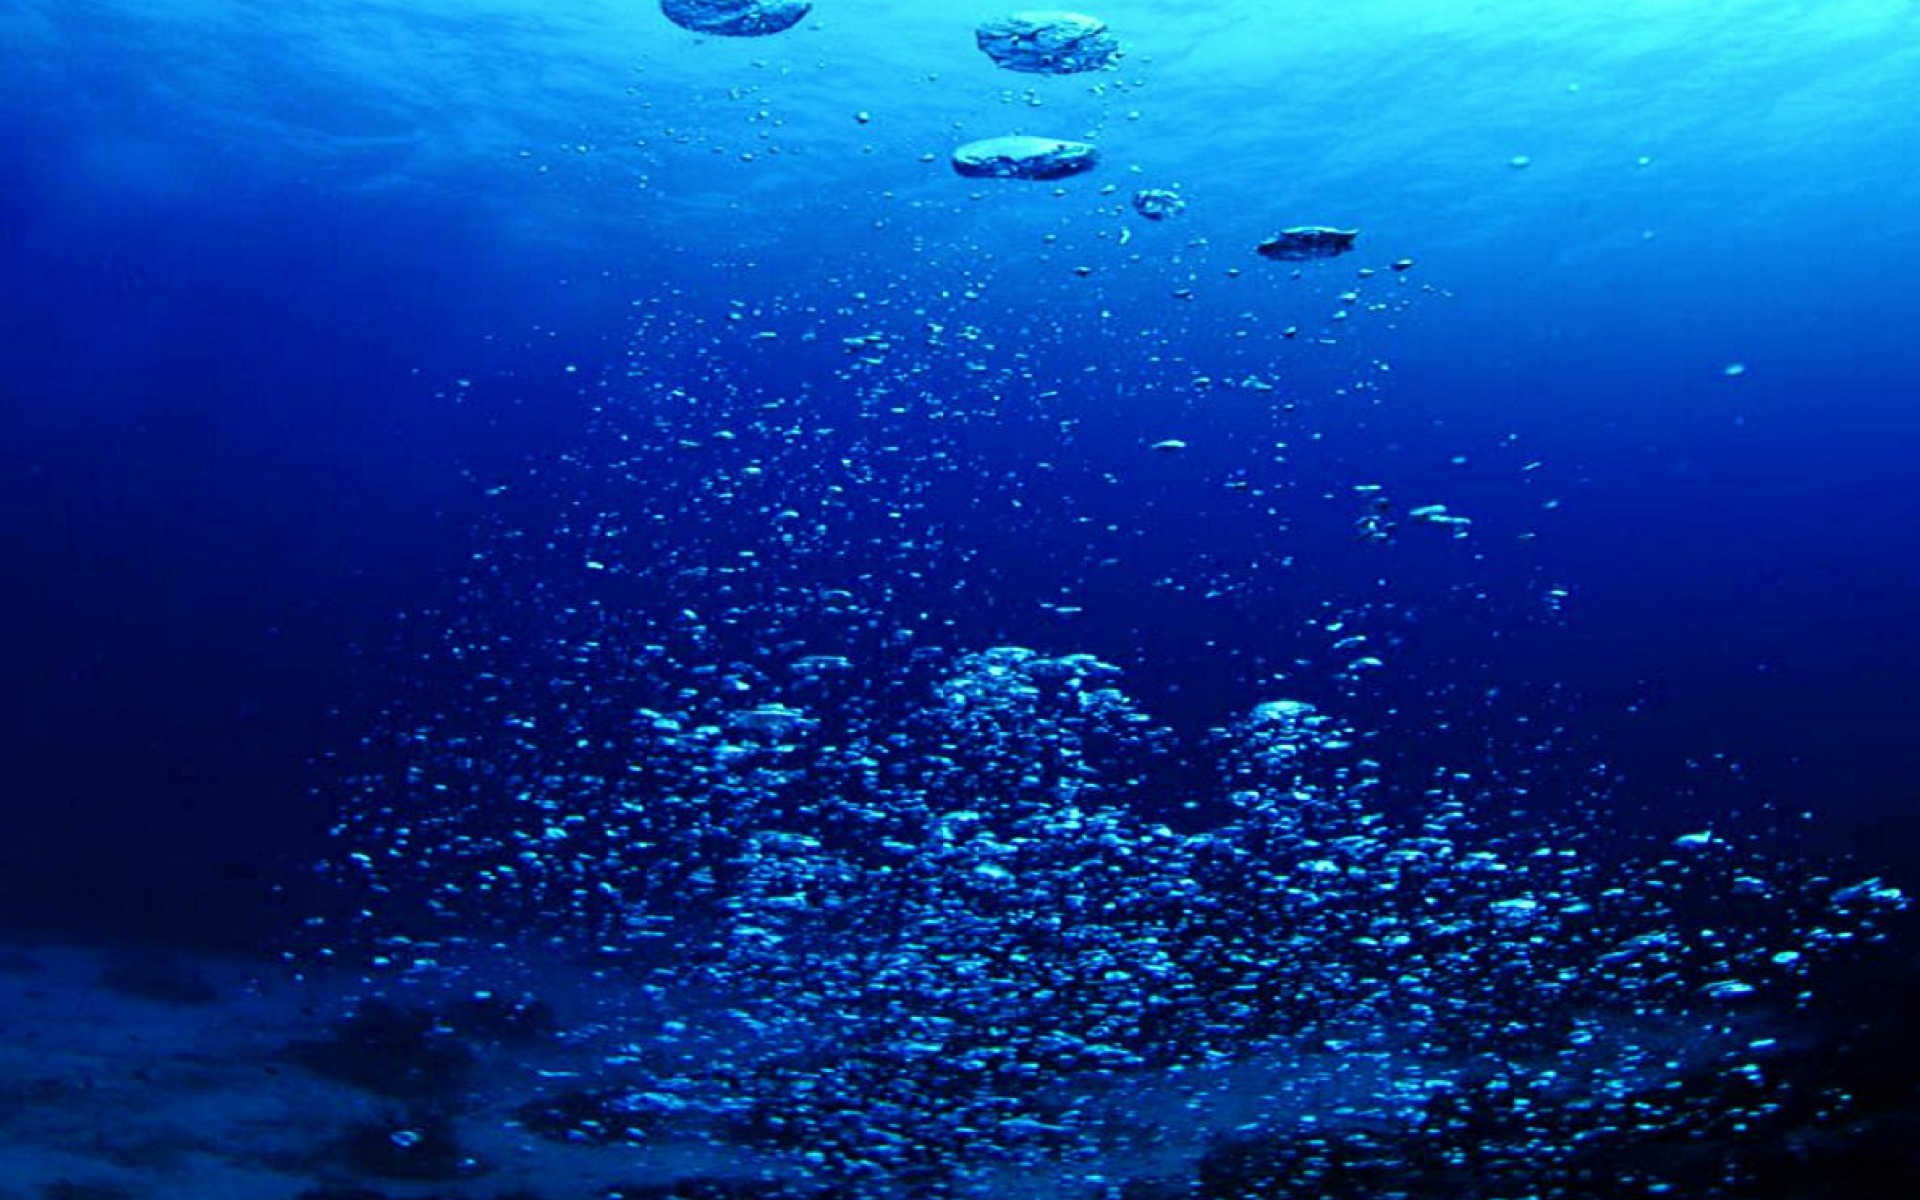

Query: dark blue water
[[2, 3, 1917, 1197]]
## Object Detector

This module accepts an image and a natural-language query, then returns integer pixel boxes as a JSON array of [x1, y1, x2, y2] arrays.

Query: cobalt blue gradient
[[1, 0, 1915, 950]]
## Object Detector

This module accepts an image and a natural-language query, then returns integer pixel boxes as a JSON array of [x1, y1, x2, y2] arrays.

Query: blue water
[[2, 2, 1918, 1197]]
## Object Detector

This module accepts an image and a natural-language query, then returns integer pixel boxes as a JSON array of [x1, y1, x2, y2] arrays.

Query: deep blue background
[[2, 0, 1916, 949]]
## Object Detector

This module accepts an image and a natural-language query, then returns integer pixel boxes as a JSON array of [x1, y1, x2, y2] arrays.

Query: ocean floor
[[4, 938, 1919, 1200], [0, 941, 771, 1200]]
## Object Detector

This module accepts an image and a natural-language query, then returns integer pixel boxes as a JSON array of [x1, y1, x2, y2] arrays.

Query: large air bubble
[[660, 0, 811, 38]]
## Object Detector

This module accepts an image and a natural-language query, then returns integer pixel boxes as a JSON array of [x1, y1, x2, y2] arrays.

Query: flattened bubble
[[1256, 226, 1359, 261], [727, 702, 816, 737], [1489, 896, 1542, 919], [952, 135, 1100, 181], [975, 11, 1121, 74], [660, 0, 810, 37], [1131, 188, 1186, 221]]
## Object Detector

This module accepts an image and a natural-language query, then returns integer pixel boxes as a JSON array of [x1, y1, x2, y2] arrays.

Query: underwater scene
[[3, 1, 1919, 1198]]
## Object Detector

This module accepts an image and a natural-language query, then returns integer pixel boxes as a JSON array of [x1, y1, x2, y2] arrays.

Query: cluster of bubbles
[[326, 610, 1905, 1196]]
